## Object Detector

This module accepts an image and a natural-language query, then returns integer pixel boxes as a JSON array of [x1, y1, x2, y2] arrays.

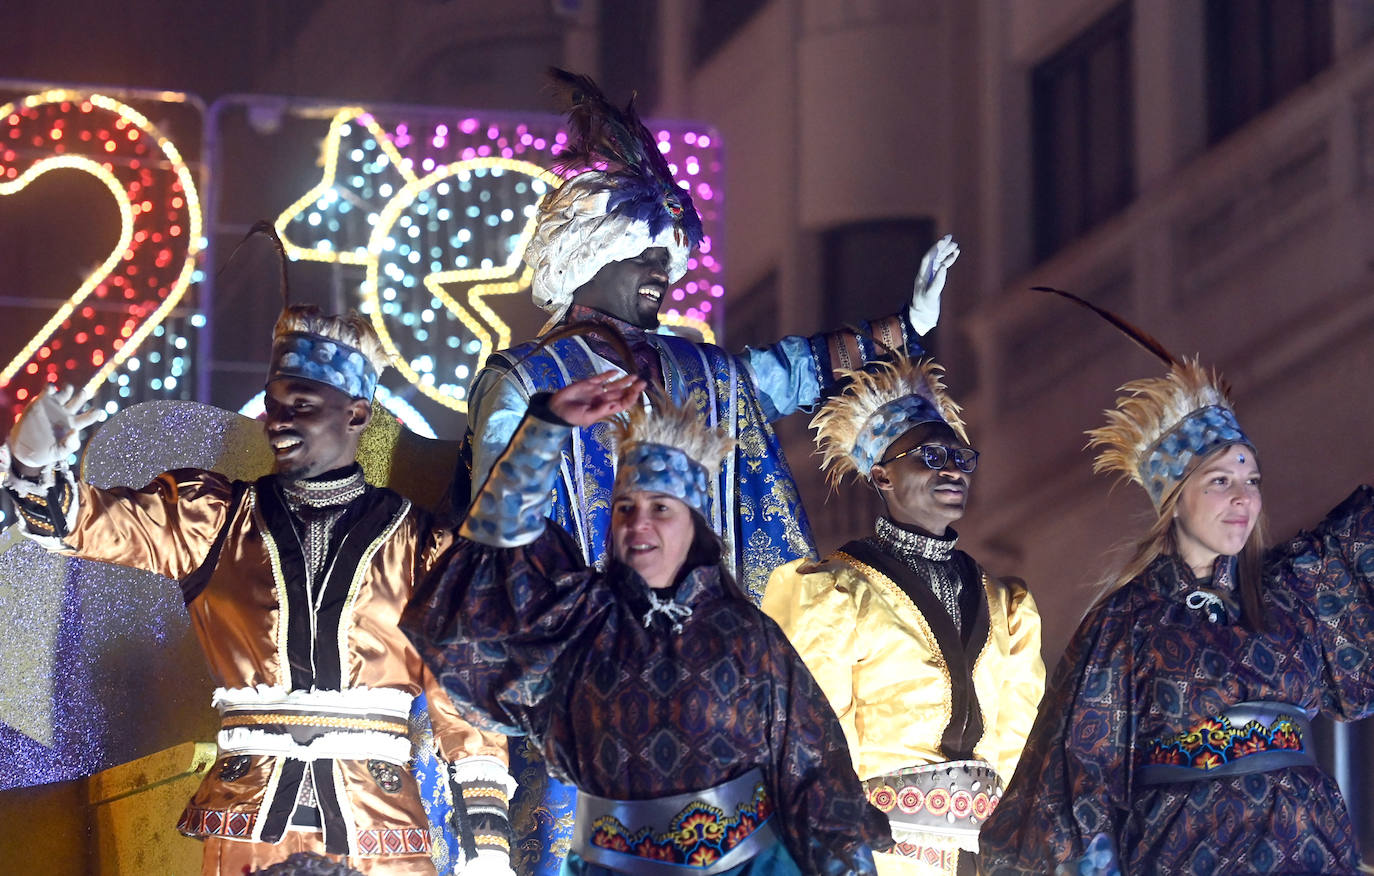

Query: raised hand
[[908, 234, 960, 336], [549, 372, 645, 427], [8, 384, 104, 471]]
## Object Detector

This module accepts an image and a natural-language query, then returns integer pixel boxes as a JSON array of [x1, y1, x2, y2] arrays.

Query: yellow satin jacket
[[762, 550, 1044, 787]]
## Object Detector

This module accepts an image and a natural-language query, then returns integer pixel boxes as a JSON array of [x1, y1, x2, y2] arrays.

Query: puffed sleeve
[[989, 578, 1046, 783], [761, 558, 862, 756], [464, 358, 532, 502], [403, 403, 615, 742], [1266, 484, 1374, 721], [403, 523, 612, 742], [414, 525, 511, 763], [977, 590, 1137, 875], [8, 465, 236, 586], [758, 614, 889, 875]]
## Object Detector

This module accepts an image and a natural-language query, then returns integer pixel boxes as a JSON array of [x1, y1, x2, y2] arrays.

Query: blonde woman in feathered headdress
[[980, 333, 1374, 874], [404, 372, 891, 876], [760, 353, 1045, 876]]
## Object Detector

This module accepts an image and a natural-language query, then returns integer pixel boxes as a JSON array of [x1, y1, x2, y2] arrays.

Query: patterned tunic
[[403, 522, 891, 875], [979, 486, 1374, 875]]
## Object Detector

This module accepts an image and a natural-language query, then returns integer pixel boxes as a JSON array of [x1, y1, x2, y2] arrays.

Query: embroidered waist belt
[[213, 686, 415, 764], [572, 768, 778, 875], [863, 760, 1002, 846], [1138, 700, 1316, 785]]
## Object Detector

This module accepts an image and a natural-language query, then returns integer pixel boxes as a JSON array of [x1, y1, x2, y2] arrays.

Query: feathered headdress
[[811, 354, 968, 487], [1035, 287, 1251, 509], [1086, 358, 1249, 508], [611, 398, 734, 520], [525, 69, 704, 331]]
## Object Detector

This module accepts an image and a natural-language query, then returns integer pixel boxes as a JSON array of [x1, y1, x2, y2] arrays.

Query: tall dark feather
[[218, 219, 292, 307], [1032, 286, 1177, 368]]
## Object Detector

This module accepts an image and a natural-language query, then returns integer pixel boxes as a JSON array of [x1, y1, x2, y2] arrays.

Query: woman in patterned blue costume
[[978, 359, 1374, 875], [404, 373, 889, 875]]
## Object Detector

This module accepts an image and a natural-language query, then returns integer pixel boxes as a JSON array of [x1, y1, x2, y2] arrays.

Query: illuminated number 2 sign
[[0, 89, 203, 422]]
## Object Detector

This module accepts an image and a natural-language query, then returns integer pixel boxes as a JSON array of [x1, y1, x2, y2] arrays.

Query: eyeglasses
[[877, 443, 979, 473]]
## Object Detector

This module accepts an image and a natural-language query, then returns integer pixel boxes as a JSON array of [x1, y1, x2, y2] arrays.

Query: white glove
[[8, 384, 103, 470], [907, 234, 960, 336], [457, 850, 516, 876]]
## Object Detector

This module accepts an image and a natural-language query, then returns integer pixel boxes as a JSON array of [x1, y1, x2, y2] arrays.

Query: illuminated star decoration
[[276, 108, 724, 412], [0, 90, 204, 424]]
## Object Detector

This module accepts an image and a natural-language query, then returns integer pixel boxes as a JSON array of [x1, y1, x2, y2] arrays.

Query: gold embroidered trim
[[832, 551, 952, 732], [220, 713, 408, 733]]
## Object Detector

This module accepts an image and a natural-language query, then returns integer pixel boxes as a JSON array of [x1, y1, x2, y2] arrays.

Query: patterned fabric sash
[[1138, 700, 1315, 784], [863, 760, 1002, 845], [571, 768, 779, 875]]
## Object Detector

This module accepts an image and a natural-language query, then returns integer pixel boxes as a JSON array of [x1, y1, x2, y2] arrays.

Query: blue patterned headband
[[268, 331, 379, 401], [852, 394, 948, 474], [1139, 405, 1252, 506], [614, 442, 712, 520]]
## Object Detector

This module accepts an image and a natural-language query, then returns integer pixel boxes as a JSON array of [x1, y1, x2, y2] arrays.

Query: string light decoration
[[275, 107, 724, 412], [0, 89, 204, 423]]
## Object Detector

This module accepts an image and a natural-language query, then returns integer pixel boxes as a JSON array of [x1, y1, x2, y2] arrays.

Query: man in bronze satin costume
[[762, 354, 1045, 876], [2, 306, 514, 876]]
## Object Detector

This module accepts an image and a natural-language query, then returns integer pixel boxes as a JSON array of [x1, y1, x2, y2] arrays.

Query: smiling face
[[610, 490, 696, 589], [571, 246, 670, 328], [868, 421, 972, 536], [263, 378, 370, 480], [1173, 443, 1262, 577]]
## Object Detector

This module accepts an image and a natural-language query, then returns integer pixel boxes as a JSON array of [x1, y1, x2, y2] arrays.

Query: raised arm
[[6, 384, 105, 547], [5, 385, 234, 585], [464, 361, 533, 504], [1268, 484, 1374, 720], [741, 235, 959, 420], [403, 374, 643, 737]]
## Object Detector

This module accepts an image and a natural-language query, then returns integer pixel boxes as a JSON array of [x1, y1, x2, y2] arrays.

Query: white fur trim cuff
[[217, 726, 412, 764], [448, 755, 518, 798], [212, 685, 416, 719]]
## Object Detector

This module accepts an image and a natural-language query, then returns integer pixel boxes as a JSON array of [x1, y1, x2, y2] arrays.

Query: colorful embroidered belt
[[572, 768, 778, 875], [1138, 700, 1316, 784], [863, 760, 1002, 846]]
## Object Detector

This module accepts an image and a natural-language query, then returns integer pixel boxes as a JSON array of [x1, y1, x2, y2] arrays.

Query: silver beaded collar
[[874, 516, 957, 564], [279, 466, 368, 510]]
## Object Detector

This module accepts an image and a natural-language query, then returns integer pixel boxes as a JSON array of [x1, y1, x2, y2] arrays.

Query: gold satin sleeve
[[422, 663, 508, 763], [414, 522, 509, 765], [762, 558, 862, 758], [66, 471, 235, 581], [984, 580, 1045, 782]]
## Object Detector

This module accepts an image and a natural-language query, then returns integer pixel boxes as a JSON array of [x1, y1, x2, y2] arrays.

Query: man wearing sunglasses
[[762, 355, 1045, 876]]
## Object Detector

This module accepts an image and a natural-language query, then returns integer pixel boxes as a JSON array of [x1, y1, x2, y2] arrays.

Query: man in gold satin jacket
[[2, 306, 513, 876], [762, 354, 1044, 876]]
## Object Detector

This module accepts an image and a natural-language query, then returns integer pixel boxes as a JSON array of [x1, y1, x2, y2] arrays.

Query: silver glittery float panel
[[0, 400, 460, 790]]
